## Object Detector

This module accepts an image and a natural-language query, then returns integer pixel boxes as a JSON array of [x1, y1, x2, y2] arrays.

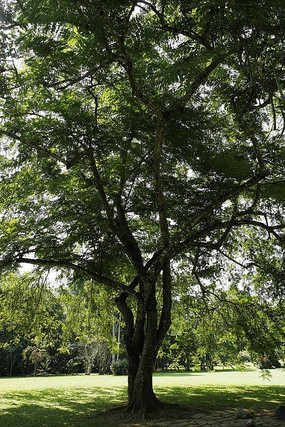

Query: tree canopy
[[0, 0, 284, 414]]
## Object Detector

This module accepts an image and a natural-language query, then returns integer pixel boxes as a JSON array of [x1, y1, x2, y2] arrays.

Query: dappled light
[[156, 385, 285, 411], [1, 371, 285, 426], [1, 386, 127, 427]]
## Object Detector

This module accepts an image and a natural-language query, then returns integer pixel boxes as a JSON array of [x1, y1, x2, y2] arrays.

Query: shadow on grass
[[0, 387, 127, 427], [155, 385, 285, 412], [1, 384, 285, 427]]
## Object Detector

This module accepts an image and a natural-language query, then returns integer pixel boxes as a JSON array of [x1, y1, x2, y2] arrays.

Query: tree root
[[98, 399, 195, 425]]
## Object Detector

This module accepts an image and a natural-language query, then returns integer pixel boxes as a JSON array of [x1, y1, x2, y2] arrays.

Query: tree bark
[[126, 334, 161, 414], [118, 280, 169, 414], [129, 356, 161, 413]]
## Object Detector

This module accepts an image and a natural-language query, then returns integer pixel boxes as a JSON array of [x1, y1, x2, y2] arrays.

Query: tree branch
[[151, 118, 169, 247], [168, 57, 220, 117], [87, 147, 144, 274], [168, 172, 269, 259], [87, 148, 115, 226], [15, 256, 135, 295], [0, 130, 66, 164], [114, 194, 145, 274], [76, 0, 162, 117], [156, 257, 172, 346]]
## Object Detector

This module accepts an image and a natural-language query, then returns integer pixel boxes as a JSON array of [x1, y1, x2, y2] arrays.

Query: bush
[[111, 358, 128, 375]]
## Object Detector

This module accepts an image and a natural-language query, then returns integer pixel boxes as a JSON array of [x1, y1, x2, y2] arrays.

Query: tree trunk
[[126, 344, 161, 414], [9, 352, 17, 377], [123, 286, 166, 413], [116, 265, 171, 415]]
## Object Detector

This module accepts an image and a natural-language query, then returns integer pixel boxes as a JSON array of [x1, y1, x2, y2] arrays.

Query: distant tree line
[[0, 272, 284, 377]]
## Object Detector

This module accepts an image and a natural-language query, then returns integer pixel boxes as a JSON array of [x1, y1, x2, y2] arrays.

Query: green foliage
[[0, 0, 283, 275], [0, 0, 284, 406], [0, 273, 63, 345], [59, 279, 116, 346], [161, 265, 285, 372], [22, 339, 49, 375], [111, 358, 129, 376], [0, 272, 122, 376]]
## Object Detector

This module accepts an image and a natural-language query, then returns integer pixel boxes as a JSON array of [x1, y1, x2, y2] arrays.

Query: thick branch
[[0, 130, 66, 164], [151, 118, 169, 247], [88, 148, 144, 273], [233, 219, 284, 242], [168, 58, 220, 117], [15, 256, 135, 295], [116, 292, 134, 351], [87, 149, 115, 226], [189, 217, 284, 252], [156, 258, 172, 347], [114, 195, 144, 274], [127, 249, 163, 292]]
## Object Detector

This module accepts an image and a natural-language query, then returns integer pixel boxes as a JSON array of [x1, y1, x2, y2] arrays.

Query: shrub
[[111, 358, 128, 375]]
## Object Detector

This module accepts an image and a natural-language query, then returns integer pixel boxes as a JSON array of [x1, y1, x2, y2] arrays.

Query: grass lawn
[[0, 367, 284, 426]]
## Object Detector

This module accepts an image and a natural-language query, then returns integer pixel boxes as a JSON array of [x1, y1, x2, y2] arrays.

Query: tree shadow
[[0, 386, 127, 427], [1, 384, 285, 426], [155, 385, 285, 412]]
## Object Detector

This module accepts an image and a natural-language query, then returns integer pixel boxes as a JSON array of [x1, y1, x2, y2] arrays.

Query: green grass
[[0, 368, 285, 426], [154, 368, 285, 411]]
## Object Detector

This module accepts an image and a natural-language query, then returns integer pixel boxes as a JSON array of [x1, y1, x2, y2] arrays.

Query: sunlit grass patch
[[0, 369, 285, 426], [0, 373, 128, 391], [0, 385, 127, 427]]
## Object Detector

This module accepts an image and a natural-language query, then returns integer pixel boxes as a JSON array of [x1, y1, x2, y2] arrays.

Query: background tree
[[59, 278, 118, 374], [0, 272, 119, 376], [0, 0, 284, 414], [22, 339, 49, 376], [0, 272, 70, 375], [157, 268, 285, 372]]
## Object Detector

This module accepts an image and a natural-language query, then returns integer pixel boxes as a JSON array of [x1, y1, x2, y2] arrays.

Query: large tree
[[0, 0, 284, 413]]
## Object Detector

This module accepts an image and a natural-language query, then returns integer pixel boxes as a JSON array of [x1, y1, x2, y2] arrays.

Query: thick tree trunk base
[[100, 401, 195, 425], [124, 394, 164, 416], [101, 400, 166, 424]]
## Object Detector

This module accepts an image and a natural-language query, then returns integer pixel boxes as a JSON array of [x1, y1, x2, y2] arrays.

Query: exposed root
[[95, 400, 196, 426]]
